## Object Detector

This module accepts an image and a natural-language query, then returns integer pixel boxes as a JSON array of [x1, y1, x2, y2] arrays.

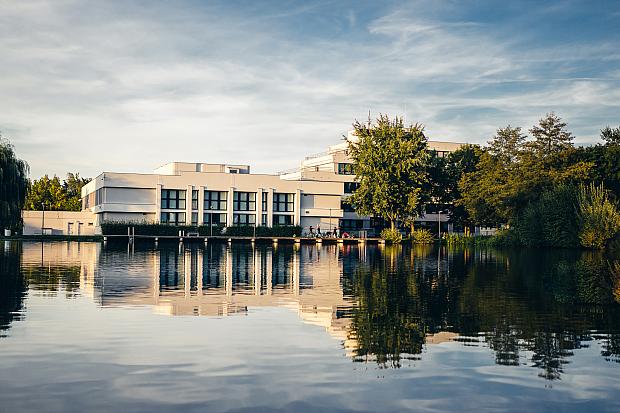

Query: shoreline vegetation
[[346, 114, 620, 251]]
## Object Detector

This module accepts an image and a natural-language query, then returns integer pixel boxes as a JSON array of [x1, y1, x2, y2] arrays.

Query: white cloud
[[0, 0, 618, 177]]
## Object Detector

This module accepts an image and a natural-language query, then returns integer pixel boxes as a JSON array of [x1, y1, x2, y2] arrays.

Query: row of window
[[161, 212, 293, 226], [161, 190, 295, 212]]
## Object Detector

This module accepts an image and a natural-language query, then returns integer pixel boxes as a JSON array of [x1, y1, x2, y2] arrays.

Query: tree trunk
[[390, 220, 395, 230]]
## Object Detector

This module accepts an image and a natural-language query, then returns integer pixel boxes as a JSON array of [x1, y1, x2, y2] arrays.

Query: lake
[[1, 240, 619, 412]]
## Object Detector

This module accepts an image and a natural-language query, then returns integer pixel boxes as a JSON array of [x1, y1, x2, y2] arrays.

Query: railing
[[276, 167, 301, 176], [304, 151, 329, 160]]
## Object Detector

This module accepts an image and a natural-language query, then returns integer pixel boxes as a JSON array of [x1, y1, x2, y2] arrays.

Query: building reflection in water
[[10, 240, 620, 378]]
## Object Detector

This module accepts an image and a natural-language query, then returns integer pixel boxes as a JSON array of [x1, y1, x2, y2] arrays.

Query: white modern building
[[79, 132, 464, 235]]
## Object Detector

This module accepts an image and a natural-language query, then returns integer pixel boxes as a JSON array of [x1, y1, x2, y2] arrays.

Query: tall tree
[[0, 134, 29, 231], [528, 112, 574, 154], [487, 125, 526, 161], [348, 115, 430, 230], [601, 126, 620, 146]]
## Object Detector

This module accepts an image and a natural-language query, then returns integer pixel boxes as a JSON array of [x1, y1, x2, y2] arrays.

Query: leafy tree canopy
[[601, 126, 620, 146], [25, 173, 90, 212], [348, 115, 430, 229], [0, 134, 29, 231]]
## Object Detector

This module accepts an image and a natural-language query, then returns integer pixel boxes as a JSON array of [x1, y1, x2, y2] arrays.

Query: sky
[[1, 0, 620, 179]]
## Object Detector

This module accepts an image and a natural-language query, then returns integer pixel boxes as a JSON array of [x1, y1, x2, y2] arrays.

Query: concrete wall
[[22, 210, 99, 235]]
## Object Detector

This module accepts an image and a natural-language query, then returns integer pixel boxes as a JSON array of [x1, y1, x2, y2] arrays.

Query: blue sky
[[1, 0, 619, 178]]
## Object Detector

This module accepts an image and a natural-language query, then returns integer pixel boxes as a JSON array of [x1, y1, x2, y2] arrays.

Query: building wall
[[22, 210, 99, 235]]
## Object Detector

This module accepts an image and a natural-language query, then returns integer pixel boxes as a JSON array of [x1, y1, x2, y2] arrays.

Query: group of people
[[307, 225, 350, 238]]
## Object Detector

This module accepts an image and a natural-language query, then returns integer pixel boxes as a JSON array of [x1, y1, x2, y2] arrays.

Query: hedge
[[101, 221, 301, 237]]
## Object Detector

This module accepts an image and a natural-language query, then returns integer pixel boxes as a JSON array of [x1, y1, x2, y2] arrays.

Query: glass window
[[339, 219, 364, 230], [273, 214, 293, 226], [262, 192, 268, 211], [233, 213, 256, 226], [341, 200, 355, 212], [203, 212, 227, 226], [161, 189, 186, 209], [233, 192, 256, 211], [192, 190, 199, 210], [191, 212, 198, 225], [338, 163, 355, 175], [204, 191, 227, 210], [261, 214, 267, 226], [161, 212, 186, 225], [344, 182, 359, 194], [273, 193, 294, 212]]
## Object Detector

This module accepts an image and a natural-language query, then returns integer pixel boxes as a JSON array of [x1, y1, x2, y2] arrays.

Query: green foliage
[[513, 185, 579, 248], [577, 183, 620, 249], [528, 112, 574, 154], [601, 126, 620, 146], [348, 115, 430, 229], [458, 114, 593, 228], [444, 230, 519, 248], [410, 228, 434, 244], [0, 135, 29, 231], [434, 144, 483, 227], [380, 227, 402, 244], [25, 172, 90, 212]]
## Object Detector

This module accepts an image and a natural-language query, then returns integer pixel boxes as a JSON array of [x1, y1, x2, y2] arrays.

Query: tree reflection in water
[[346, 245, 620, 379]]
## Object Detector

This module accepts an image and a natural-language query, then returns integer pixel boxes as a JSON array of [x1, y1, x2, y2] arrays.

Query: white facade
[[81, 134, 464, 235], [22, 210, 99, 236]]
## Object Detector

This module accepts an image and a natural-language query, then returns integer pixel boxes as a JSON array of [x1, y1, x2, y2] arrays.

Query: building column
[[227, 187, 235, 227], [156, 184, 163, 223], [294, 189, 301, 226], [267, 188, 274, 228], [257, 188, 264, 226], [198, 186, 206, 225], [186, 185, 193, 226]]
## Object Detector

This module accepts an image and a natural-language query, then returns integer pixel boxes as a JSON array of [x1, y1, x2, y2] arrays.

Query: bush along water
[[380, 228, 402, 244], [410, 229, 434, 244]]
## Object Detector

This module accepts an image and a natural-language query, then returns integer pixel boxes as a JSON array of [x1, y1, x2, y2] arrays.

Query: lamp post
[[438, 210, 443, 240], [41, 202, 46, 236]]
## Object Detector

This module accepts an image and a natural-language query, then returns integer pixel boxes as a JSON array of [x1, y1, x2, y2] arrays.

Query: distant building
[[76, 131, 464, 236]]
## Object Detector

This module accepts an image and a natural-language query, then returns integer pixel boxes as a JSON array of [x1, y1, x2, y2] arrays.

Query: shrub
[[514, 184, 579, 248], [411, 228, 434, 244], [577, 183, 620, 249], [380, 228, 402, 244]]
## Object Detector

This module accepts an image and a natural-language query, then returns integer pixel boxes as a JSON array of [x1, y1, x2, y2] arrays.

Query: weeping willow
[[0, 134, 29, 231]]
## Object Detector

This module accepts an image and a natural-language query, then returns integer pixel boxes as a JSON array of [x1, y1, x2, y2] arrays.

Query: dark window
[[273, 214, 293, 226], [262, 192, 268, 211], [192, 190, 199, 210], [233, 192, 256, 211], [203, 212, 227, 226], [161, 189, 186, 209], [339, 219, 364, 230], [233, 213, 256, 226], [341, 200, 355, 212], [344, 182, 360, 194], [191, 212, 198, 225], [204, 191, 227, 210], [261, 214, 268, 226], [161, 212, 186, 225], [273, 193, 294, 212], [338, 163, 355, 175]]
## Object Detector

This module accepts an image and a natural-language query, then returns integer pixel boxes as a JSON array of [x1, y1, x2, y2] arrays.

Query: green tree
[[0, 135, 29, 231], [25, 173, 90, 212], [487, 125, 526, 161], [348, 115, 430, 230], [601, 126, 620, 146], [528, 112, 574, 155], [441, 144, 483, 227]]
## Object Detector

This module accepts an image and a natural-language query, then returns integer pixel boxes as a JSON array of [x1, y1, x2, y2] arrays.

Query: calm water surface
[[1, 240, 620, 412]]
